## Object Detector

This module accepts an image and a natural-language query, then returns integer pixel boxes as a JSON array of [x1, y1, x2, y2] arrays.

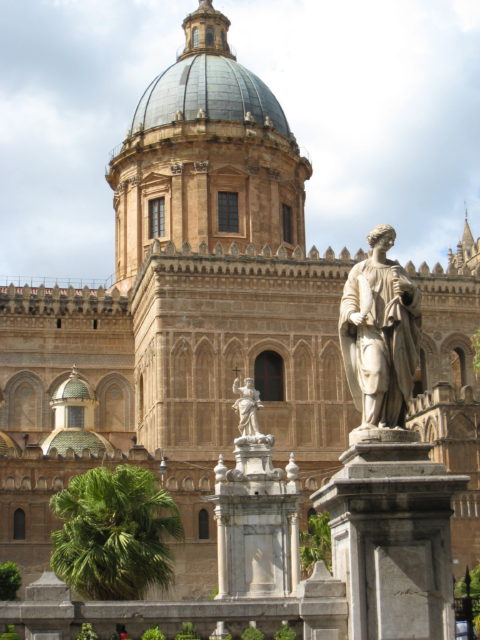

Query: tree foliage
[[455, 564, 480, 597], [50, 465, 184, 600], [300, 511, 332, 576], [0, 562, 21, 600], [473, 329, 480, 373]]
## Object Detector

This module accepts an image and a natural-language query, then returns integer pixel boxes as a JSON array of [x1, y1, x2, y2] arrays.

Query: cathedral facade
[[0, 0, 479, 599]]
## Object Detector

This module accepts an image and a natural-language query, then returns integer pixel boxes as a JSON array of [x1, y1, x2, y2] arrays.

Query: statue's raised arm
[[339, 223, 421, 432]]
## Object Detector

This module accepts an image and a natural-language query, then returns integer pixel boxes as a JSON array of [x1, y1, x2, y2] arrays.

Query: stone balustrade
[[0, 569, 348, 640]]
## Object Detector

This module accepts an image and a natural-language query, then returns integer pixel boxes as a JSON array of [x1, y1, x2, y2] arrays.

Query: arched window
[[221, 31, 226, 49], [198, 508, 209, 539], [254, 351, 284, 401], [192, 27, 199, 48], [206, 28, 214, 47], [450, 348, 466, 394], [13, 508, 26, 540]]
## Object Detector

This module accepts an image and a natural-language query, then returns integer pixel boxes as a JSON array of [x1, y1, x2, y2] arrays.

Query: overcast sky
[[1, 0, 479, 286]]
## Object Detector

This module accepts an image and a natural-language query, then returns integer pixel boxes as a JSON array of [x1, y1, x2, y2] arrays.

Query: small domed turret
[[42, 366, 113, 456]]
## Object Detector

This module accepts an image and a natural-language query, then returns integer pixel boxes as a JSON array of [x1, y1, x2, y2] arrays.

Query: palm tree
[[50, 464, 184, 600], [299, 511, 332, 577]]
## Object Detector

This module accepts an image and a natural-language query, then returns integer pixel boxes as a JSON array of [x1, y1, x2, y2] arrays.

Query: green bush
[[240, 627, 264, 640], [175, 622, 200, 640], [0, 563, 21, 601], [75, 623, 99, 640], [141, 627, 166, 640], [274, 624, 296, 640], [0, 624, 21, 640]]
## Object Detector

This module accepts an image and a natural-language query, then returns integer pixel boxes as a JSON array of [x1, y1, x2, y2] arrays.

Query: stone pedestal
[[209, 437, 301, 598], [23, 572, 73, 640], [311, 441, 469, 640]]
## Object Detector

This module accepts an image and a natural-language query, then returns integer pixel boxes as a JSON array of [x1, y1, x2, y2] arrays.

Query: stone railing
[[0, 566, 348, 640]]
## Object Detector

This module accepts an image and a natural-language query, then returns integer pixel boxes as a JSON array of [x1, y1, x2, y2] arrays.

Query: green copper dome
[[52, 366, 95, 401], [131, 54, 291, 138], [41, 429, 112, 456]]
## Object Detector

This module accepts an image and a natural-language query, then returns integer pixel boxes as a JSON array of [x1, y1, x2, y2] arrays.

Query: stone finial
[[285, 452, 299, 481], [214, 454, 228, 482], [199, 0, 214, 8]]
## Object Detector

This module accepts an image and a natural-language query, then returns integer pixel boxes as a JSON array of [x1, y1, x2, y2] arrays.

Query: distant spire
[[462, 216, 475, 251]]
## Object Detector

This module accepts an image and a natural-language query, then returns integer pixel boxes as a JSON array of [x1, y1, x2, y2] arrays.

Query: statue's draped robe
[[339, 259, 421, 427], [232, 385, 262, 436]]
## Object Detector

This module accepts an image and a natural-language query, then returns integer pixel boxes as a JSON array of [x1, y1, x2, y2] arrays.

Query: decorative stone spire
[[179, 0, 235, 61], [462, 215, 475, 253]]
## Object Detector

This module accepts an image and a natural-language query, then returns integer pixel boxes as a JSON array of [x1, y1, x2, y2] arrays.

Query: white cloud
[[0, 0, 479, 280]]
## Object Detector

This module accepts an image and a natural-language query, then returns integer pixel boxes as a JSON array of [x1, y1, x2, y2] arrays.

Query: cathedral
[[0, 0, 479, 599]]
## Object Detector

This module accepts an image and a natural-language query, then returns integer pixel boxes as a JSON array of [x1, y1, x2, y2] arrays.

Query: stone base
[[348, 425, 420, 447], [311, 441, 469, 640]]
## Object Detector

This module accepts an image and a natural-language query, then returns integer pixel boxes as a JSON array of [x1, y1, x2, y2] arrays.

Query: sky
[[1, 0, 479, 286]]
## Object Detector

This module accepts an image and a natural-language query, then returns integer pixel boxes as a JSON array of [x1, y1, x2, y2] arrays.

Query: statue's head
[[367, 223, 396, 248], [245, 377, 254, 387]]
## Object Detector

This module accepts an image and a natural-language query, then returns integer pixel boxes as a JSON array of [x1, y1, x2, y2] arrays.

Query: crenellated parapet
[[406, 383, 480, 481], [0, 284, 131, 317], [132, 239, 480, 295]]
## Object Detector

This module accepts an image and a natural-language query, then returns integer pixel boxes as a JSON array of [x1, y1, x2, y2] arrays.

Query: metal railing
[[0, 275, 115, 290]]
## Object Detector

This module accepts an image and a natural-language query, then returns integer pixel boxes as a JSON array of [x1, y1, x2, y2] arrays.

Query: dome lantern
[[50, 366, 98, 430], [179, 0, 235, 61], [42, 366, 112, 456]]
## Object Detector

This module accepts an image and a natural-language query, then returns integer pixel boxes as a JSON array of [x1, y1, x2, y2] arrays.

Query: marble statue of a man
[[339, 224, 421, 430], [232, 377, 264, 437]]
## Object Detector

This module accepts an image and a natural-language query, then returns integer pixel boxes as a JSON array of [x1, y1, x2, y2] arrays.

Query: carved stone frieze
[[171, 162, 184, 175], [194, 161, 209, 173]]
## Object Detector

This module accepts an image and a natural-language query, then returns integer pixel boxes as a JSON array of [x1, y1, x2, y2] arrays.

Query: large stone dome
[[131, 54, 291, 138]]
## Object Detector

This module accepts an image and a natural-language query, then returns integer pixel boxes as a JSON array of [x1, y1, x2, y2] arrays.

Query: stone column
[[311, 437, 469, 640], [215, 511, 229, 598], [289, 512, 300, 594]]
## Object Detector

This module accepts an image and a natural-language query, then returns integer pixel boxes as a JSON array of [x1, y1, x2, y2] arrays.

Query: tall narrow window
[[254, 351, 284, 401], [13, 508, 26, 540], [413, 349, 427, 396], [198, 509, 210, 539], [206, 28, 214, 47], [67, 406, 84, 428], [451, 348, 466, 393], [139, 375, 144, 420], [149, 197, 165, 239], [282, 204, 293, 244], [218, 192, 239, 233], [221, 31, 226, 49], [192, 27, 199, 48]]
